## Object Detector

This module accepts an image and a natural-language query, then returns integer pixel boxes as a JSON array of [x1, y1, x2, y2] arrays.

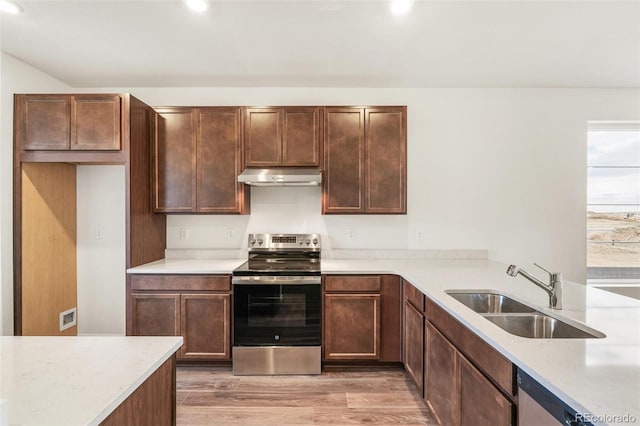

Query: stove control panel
[[248, 233, 321, 250]]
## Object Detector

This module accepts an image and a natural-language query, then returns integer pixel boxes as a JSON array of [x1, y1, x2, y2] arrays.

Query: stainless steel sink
[[446, 290, 605, 339], [483, 314, 606, 339], [446, 291, 536, 314]]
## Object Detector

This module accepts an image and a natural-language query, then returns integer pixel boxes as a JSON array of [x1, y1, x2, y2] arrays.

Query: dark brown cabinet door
[[323, 106, 406, 214], [459, 354, 513, 426], [197, 107, 246, 213], [71, 94, 121, 150], [244, 108, 282, 166], [403, 300, 424, 392], [324, 293, 380, 360], [19, 94, 122, 151], [153, 108, 197, 212], [283, 107, 321, 166], [323, 107, 365, 213], [131, 293, 180, 336], [380, 275, 402, 362], [365, 107, 406, 213], [20, 95, 71, 150], [425, 321, 459, 426], [180, 293, 231, 360]]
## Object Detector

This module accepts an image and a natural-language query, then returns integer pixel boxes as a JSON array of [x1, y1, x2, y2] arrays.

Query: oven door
[[233, 278, 321, 347]]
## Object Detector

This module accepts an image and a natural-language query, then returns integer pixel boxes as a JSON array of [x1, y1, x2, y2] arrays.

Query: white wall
[[76, 165, 126, 335], [112, 87, 639, 284], [0, 53, 71, 335]]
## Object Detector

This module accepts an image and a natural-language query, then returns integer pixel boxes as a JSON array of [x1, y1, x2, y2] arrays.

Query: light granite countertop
[[127, 256, 640, 425], [0, 336, 183, 425]]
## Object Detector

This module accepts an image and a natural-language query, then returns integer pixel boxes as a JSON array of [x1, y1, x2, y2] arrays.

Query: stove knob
[[250, 239, 256, 245], [257, 239, 263, 246], [305, 239, 311, 245], [312, 238, 318, 245]]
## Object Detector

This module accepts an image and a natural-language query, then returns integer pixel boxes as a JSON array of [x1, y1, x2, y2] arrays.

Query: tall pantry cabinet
[[13, 93, 166, 336]]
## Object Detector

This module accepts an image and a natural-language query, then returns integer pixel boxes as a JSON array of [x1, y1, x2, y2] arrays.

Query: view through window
[[587, 122, 640, 283]]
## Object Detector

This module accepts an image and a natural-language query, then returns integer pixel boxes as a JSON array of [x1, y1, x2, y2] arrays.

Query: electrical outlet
[[226, 228, 235, 239], [416, 231, 425, 240], [95, 226, 104, 240], [348, 230, 356, 240], [179, 227, 189, 240]]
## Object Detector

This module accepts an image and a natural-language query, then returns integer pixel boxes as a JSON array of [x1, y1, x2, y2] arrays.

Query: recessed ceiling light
[[0, 0, 23, 14], [184, 0, 207, 13], [390, 0, 413, 16]]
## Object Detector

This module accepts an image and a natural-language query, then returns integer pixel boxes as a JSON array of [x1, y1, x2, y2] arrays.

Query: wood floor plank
[[346, 392, 424, 409], [177, 406, 314, 425], [177, 378, 238, 391], [234, 377, 390, 393], [183, 390, 348, 408], [313, 407, 435, 425], [387, 377, 421, 393]]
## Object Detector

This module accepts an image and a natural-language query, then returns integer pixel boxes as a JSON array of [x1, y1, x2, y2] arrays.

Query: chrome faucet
[[506, 263, 563, 310]]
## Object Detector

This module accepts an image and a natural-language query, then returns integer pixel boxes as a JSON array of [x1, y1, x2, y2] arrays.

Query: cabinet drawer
[[403, 280, 425, 312], [131, 275, 231, 292], [325, 275, 381, 292], [426, 299, 514, 396]]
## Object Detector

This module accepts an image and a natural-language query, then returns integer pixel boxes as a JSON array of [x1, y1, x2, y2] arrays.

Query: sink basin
[[446, 291, 537, 314], [483, 314, 606, 339], [446, 290, 606, 339]]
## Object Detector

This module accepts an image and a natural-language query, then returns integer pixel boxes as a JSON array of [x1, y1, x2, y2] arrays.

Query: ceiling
[[1, 0, 639, 88]]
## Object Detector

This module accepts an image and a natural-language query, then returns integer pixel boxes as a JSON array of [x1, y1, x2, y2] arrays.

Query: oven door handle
[[232, 276, 321, 285]]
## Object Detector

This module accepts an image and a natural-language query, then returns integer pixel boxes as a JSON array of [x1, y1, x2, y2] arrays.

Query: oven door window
[[248, 293, 306, 328], [234, 284, 321, 346]]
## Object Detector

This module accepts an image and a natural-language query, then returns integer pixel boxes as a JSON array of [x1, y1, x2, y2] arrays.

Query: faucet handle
[[533, 262, 553, 277]]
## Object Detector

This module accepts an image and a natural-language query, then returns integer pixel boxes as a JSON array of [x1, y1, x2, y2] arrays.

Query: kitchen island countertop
[[128, 256, 640, 425], [0, 335, 183, 425]]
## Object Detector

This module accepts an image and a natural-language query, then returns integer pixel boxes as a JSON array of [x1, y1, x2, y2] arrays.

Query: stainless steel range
[[232, 233, 321, 375]]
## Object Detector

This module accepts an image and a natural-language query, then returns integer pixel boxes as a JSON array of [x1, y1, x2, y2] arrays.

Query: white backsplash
[[164, 248, 488, 260], [166, 186, 416, 253]]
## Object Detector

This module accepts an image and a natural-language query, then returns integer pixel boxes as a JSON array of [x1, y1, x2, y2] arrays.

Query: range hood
[[237, 168, 322, 186]]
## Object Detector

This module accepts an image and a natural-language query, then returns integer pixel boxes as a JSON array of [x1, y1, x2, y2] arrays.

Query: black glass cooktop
[[233, 253, 321, 276]]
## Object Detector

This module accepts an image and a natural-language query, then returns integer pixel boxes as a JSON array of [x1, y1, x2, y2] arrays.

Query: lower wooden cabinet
[[424, 320, 514, 426], [425, 320, 459, 425], [324, 293, 381, 360], [181, 294, 231, 360], [403, 299, 424, 392], [459, 354, 513, 426], [129, 275, 231, 361], [323, 274, 404, 362], [132, 293, 180, 337]]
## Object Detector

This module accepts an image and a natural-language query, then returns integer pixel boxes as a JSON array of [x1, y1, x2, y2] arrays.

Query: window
[[587, 122, 640, 281]]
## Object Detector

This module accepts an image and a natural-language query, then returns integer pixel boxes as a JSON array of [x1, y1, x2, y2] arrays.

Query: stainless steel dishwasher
[[518, 369, 595, 426]]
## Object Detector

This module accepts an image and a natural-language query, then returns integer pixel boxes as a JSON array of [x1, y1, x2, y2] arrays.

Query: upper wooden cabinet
[[244, 107, 322, 167], [323, 106, 406, 214], [153, 107, 249, 214], [197, 108, 247, 213], [18, 94, 121, 151], [154, 108, 196, 212]]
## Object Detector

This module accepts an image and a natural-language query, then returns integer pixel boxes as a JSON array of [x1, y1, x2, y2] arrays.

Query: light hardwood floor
[[177, 366, 436, 425]]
